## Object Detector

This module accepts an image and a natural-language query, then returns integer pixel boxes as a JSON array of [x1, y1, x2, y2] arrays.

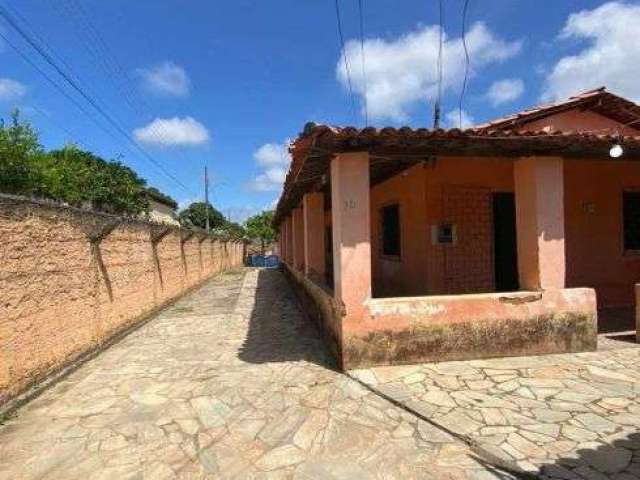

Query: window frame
[[379, 202, 402, 261]]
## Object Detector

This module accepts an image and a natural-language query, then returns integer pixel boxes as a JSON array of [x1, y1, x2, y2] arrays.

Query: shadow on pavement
[[535, 431, 640, 479], [238, 269, 336, 370]]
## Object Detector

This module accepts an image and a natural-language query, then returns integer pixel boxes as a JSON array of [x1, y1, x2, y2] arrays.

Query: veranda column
[[331, 152, 371, 319], [303, 192, 325, 281], [514, 156, 566, 290], [292, 207, 305, 271], [284, 216, 293, 266]]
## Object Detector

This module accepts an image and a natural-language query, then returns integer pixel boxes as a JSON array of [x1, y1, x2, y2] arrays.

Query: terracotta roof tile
[[473, 87, 640, 132]]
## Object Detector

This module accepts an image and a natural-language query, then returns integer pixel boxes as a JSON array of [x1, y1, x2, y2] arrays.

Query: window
[[381, 204, 401, 257], [623, 192, 640, 251]]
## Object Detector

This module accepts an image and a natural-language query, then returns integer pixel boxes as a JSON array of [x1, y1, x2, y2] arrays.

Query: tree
[[179, 202, 226, 229], [44, 146, 150, 215], [221, 221, 246, 239], [0, 111, 152, 216], [245, 210, 275, 253], [0, 110, 44, 195]]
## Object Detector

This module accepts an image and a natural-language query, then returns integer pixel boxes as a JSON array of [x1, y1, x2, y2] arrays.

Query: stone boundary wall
[[0, 194, 245, 408]]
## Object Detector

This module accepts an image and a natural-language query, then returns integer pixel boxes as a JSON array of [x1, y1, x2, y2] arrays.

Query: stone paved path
[[354, 338, 640, 479], [1, 269, 639, 479], [0, 269, 487, 480]]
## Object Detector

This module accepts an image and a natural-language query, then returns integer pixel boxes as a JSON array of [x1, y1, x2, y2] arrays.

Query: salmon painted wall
[[370, 164, 428, 297], [525, 107, 640, 308], [370, 158, 514, 297], [368, 155, 640, 308], [519, 108, 639, 136], [564, 160, 640, 308], [425, 157, 514, 295]]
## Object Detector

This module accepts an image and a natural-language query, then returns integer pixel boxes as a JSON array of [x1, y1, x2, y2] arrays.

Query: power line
[[52, 0, 203, 182], [0, 5, 196, 196], [0, 31, 127, 146], [1, 29, 164, 177], [433, 0, 444, 129], [357, 0, 368, 126], [458, 0, 471, 129], [28, 103, 85, 147], [334, 0, 358, 123]]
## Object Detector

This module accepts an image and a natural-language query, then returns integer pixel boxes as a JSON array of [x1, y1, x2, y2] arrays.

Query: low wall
[[0, 195, 245, 408], [342, 288, 598, 369], [283, 265, 342, 367]]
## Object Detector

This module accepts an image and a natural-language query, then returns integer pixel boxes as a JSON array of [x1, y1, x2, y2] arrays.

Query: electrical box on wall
[[431, 224, 456, 245]]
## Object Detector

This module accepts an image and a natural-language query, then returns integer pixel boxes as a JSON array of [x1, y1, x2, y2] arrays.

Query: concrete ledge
[[282, 264, 342, 368], [343, 288, 598, 369]]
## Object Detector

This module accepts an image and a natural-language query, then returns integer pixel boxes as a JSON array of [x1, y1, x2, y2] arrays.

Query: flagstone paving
[[1, 268, 639, 479], [353, 336, 640, 479], [0, 269, 495, 480]]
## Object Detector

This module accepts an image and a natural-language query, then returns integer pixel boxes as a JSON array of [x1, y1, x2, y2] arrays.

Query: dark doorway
[[492, 192, 519, 292]]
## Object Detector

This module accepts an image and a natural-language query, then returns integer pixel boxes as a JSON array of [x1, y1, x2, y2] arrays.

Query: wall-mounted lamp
[[609, 143, 624, 158]]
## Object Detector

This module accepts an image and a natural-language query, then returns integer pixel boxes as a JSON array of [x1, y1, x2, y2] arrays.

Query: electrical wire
[[358, 0, 368, 126], [0, 31, 128, 148], [334, 0, 358, 122], [458, 0, 471, 129], [433, 0, 444, 129], [0, 5, 196, 196], [53, 0, 204, 181], [28, 103, 85, 147]]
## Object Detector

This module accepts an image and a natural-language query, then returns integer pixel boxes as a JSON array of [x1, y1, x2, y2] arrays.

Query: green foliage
[[178, 202, 226, 229], [221, 221, 246, 239], [0, 110, 152, 216], [178, 202, 247, 239], [0, 110, 44, 195], [245, 210, 275, 251]]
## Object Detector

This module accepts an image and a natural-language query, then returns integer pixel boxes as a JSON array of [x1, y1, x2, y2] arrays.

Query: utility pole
[[204, 164, 210, 232]]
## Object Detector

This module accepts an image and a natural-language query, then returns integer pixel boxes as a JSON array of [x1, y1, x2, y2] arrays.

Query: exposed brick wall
[[442, 185, 494, 294], [0, 195, 245, 407]]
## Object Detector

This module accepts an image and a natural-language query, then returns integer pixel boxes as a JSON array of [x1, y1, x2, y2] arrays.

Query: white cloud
[[543, 2, 640, 101], [248, 142, 290, 192], [0, 78, 26, 101], [134, 117, 210, 147], [337, 22, 522, 121], [137, 61, 190, 97], [445, 109, 475, 129], [485, 78, 524, 106]]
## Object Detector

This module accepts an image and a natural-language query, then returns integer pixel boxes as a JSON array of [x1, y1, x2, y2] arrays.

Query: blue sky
[[0, 0, 638, 220]]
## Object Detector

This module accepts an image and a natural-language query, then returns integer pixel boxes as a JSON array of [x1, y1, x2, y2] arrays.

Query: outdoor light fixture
[[609, 143, 624, 158]]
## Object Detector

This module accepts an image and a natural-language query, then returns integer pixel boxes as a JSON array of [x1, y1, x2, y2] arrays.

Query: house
[[145, 187, 180, 225], [273, 87, 640, 370]]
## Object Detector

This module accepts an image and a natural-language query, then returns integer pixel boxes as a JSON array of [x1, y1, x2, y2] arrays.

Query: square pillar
[[303, 192, 326, 281], [284, 216, 293, 265], [277, 229, 282, 257], [279, 221, 286, 259], [331, 152, 371, 319], [292, 207, 305, 271], [280, 220, 286, 263], [514, 156, 566, 290]]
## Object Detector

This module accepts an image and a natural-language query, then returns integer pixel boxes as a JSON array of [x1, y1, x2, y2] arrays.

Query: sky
[[0, 0, 638, 221]]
